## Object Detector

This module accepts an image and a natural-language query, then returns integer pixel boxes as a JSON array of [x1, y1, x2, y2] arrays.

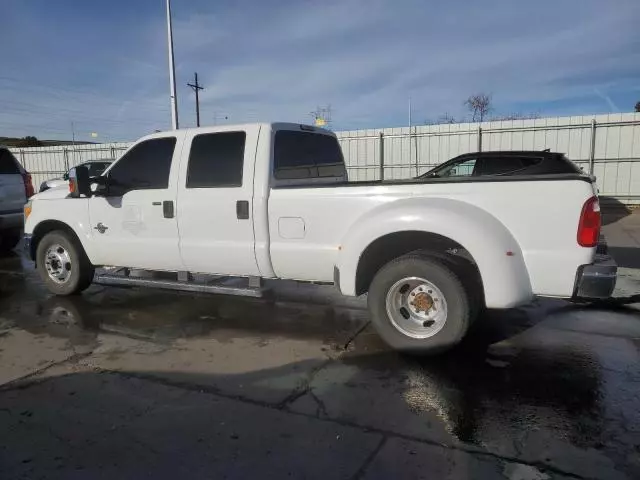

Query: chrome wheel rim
[[385, 276, 448, 339], [44, 244, 72, 284]]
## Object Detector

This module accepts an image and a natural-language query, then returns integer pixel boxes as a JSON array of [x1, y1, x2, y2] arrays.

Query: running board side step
[[94, 271, 265, 298]]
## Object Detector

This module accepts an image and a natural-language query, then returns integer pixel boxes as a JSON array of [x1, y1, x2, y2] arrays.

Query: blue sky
[[1, 0, 639, 141]]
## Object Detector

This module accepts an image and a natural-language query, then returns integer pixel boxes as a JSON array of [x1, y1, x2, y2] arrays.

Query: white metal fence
[[337, 113, 640, 205], [10, 142, 131, 190], [10, 112, 640, 204]]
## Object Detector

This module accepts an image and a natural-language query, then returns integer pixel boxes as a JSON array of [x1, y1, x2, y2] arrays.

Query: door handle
[[236, 200, 249, 220], [163, 200, 174, 219]]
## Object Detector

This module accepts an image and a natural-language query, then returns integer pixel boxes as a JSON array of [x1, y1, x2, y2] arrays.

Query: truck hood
[[32, 184, 70, 200], [45, 178, 69, 189]]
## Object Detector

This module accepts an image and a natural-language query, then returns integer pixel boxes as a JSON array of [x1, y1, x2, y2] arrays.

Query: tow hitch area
[[573, 254, 617, 301]]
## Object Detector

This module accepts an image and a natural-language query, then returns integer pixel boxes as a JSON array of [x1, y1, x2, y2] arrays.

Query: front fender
[[337, 197, 532, 308], [26, 198, 95, 261]]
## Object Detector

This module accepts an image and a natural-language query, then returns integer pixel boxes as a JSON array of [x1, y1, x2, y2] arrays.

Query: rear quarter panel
[[268, 178, 595, 307]]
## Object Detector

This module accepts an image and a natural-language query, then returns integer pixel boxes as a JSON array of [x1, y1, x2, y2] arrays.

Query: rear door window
[[273, 131, 345, 180], [186, 132, 246, 188], [0, 149, 21, 174]]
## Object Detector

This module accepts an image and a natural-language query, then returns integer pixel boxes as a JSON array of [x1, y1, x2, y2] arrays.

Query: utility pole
[[166, 0, 179, 129], [187, 72, 204, 127], [71, 121, 76, 164]]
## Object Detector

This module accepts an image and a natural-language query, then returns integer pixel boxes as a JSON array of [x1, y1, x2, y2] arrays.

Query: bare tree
[[464, 93, 492, 122]]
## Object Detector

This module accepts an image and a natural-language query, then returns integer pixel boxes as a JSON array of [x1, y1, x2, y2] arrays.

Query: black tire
[[367, 254, 471, 354], [442, 256, 485, 324], [0, 228, 21, 255], [36, 231, 94, 295]]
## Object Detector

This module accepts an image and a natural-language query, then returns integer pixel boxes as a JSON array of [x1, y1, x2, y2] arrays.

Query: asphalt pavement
[[1, 211, 639, 479]]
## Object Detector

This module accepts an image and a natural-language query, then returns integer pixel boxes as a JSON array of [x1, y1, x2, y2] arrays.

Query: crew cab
[[23, 123, 616, 353]]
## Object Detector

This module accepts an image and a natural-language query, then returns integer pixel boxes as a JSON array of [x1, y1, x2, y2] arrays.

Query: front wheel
[[368, 254, 471, 354], [36, 231, 94, 295]]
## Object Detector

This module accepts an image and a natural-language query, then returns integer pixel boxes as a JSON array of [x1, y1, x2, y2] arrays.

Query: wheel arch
[[354, 230, 481, 297], [31, 220, 85, 262], [337, 197, 533, 308]]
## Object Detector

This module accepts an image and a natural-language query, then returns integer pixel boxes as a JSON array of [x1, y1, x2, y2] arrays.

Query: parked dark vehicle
[[0, 145, 33, 253], [417, 150, 583, 179]]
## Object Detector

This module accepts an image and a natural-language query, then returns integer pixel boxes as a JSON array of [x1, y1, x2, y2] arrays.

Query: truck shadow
[[607, 246, 640, 269], [600, 196, 631, 225]]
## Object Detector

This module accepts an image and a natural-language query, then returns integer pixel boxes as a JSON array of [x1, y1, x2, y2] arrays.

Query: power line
[[0, 76, 170, 106], [0, 114, 165, 130], [0, 118, 166, 139], [0, 106, 169, 127], [187, 72, 204, 127], [0, 97, 171, 116]]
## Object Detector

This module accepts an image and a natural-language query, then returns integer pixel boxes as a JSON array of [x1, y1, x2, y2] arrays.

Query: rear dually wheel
[[367, 253, 472, 354]]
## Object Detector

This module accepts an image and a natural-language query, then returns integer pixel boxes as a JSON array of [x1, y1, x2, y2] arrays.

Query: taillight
[[577, 196, 600, 247], [22, 173, 34, 199]]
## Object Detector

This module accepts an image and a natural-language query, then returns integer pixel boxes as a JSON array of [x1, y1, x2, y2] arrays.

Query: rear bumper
[[573, 254, 617, 299]]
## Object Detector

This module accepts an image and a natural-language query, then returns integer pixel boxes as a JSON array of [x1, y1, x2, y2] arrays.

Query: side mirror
[[91, 175, 109, 196], [68, 166, 91, 198], [62, 172, 69, 180]]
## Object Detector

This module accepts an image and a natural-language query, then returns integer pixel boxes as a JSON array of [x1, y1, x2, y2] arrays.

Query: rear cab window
[[273, 130, 346, 185]]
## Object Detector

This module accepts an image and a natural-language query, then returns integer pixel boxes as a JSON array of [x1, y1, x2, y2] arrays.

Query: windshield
[[78, 162, 111, 177]]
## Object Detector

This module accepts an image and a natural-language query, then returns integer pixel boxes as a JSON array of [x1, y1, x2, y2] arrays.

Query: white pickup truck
[[23, 123, 616, 353]]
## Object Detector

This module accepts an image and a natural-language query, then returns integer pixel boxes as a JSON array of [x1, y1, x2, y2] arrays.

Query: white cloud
[[170, 0, 640, 130], [1, 0, 638, 139]]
